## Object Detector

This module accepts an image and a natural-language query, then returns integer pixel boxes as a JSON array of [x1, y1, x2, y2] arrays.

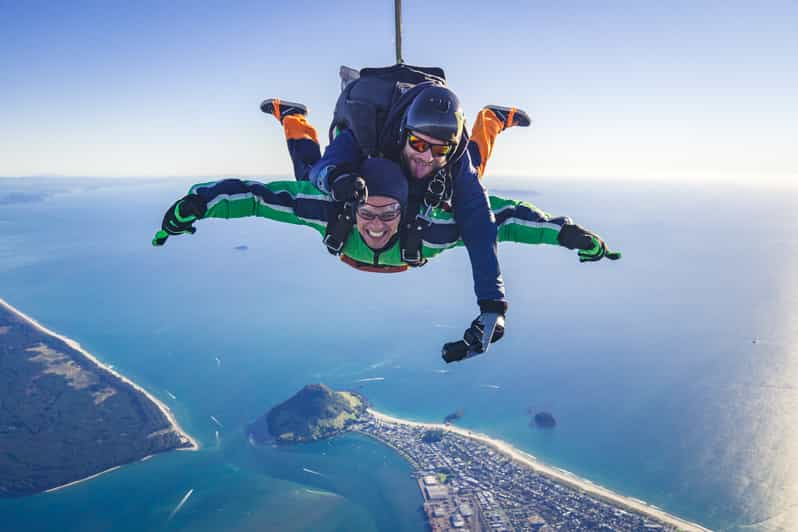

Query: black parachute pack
[[329, 63, 446, 158]]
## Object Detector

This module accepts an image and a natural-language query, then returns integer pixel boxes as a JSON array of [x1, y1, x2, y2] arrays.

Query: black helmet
[[402, 86, 464, 145]]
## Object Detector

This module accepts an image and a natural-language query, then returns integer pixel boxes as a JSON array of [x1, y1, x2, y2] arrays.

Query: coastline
[[43, 466, 123, 494], [367, 408, 709, 532], [0, 297, 199, 493]]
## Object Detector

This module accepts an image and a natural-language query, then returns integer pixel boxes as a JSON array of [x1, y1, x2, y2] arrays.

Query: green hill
[[248, 384, 366, 444]]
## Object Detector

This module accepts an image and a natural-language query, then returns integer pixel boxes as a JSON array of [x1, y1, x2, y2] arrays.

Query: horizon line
[[2, 173, 796, 186]]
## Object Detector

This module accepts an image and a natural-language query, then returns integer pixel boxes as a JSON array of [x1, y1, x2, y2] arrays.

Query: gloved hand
[[578, 236, 622, 262], [463, 312, 506, 352], [152, 194, 207, 246], [557, 223, 622, 262], [441, 300, 507, 363], [330, 172, 367, 203]]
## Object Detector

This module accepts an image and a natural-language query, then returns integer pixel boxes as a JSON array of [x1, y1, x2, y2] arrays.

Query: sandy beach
[[0, 297, 199, 492], [43, 466, 123, 494], [368, 409, 710, 532]]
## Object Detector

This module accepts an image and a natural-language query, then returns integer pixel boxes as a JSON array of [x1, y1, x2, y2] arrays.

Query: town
[[354, 412, 692, 532]]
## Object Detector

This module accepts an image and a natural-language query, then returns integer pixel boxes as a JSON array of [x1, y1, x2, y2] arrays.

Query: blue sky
[[1, 0, 796, 184]]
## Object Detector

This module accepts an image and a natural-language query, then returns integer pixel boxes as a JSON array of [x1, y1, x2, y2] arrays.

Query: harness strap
[[400, 169, 451, 266], [400, 205, 430, 266]]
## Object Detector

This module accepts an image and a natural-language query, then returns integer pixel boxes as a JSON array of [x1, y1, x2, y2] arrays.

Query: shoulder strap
[[399, 169, 452, 266]]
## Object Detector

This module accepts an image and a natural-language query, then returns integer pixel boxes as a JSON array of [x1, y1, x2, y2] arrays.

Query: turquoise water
[[1, 177, 796, 531]]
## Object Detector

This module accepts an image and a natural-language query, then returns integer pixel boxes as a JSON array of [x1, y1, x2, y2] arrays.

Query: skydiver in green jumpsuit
[[153, 156, 620, 361]]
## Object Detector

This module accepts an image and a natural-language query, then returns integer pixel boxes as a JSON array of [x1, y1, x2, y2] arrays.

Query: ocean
[[0, 176, 796, 531]]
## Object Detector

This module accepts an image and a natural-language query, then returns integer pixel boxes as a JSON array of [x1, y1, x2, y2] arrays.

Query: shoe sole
[[486, 105, 531, 127], [259, 98, 308, 117]]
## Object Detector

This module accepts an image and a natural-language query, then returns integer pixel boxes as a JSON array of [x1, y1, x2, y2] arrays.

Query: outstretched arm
[[491, 195, 622, 261], [152, 179, 332, 246]]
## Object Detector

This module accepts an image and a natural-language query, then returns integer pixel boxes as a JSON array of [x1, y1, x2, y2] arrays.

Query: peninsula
[[0, 298, 197, 497], [260, 385, 709, 531]]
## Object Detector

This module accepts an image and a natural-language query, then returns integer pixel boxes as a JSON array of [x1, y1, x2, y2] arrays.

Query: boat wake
[[168, 488, 194, 521], [302, 467, 328, 478], [355, 377, 385, 383]]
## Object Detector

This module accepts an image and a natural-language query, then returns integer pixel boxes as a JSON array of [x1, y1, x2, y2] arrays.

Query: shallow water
[[1, 177, 796, 530]]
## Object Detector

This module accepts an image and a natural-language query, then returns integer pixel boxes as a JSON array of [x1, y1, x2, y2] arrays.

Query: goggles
[[357, 204, 402, 222], [407, 133, 454, 158]]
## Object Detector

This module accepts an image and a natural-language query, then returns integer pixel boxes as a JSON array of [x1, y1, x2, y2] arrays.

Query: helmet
[[402, 86, 464, 146]]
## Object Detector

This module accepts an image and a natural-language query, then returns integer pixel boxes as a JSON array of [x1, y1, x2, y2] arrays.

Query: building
[[426, 485, 449, 500]]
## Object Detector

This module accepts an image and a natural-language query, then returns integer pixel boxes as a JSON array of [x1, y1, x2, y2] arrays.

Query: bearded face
[[401, 130, 450, 180]]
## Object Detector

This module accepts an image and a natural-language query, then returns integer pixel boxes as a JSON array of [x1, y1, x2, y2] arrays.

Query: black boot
[[484, 105, 531, 129], [260, 98, 308, 122]]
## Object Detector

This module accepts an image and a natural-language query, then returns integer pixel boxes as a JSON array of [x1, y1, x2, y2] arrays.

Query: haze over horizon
[[2, 0, 796, 185]]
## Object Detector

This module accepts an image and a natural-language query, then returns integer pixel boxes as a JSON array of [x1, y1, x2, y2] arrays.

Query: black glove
[[557, 223, 622, 262], [441, 300, 507, 363], [464, 312, 506, 351], [152, 194, 207, 246], [330, 172, 367, 203]]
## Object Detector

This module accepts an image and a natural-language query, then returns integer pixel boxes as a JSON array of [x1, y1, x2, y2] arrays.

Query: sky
[[1, 0, 796, 184]]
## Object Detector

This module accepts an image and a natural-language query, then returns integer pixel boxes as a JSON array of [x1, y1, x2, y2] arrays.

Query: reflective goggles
[[356, 204, 402, 222], [406, 133, 454, 157]]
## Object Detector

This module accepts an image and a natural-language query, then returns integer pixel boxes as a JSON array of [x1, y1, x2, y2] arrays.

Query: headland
[[0, 298, 197, 497]]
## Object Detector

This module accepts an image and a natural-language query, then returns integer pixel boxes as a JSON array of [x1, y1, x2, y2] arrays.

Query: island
[[255, 385, 709, 531], [0, 298, 197, 497], [532, 411, 557, 429], [443, 409, 464, 425]]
